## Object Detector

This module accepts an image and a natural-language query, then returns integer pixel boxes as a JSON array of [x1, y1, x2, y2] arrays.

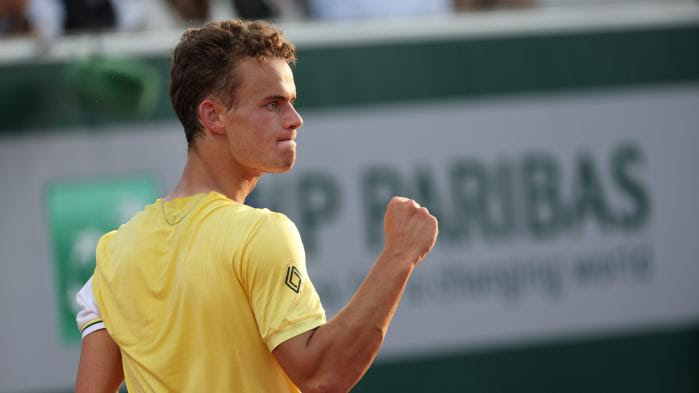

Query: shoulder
[[242, 209, 303, 254], [207, 196, 297, 236], [251, 210, 299, 237], [95, 230, 118, 257], [206, 198, 301, 249]]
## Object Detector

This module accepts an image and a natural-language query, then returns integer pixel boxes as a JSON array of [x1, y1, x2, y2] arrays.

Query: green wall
[[1, 24, 698, 133], [356, 324, 699, 392]]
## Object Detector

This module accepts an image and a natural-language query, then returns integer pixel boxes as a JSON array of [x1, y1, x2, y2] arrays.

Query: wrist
[[379, 247, 421, 268]]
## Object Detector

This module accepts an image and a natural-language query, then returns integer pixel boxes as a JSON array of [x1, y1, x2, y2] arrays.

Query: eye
[[266, 101, 279, 110]]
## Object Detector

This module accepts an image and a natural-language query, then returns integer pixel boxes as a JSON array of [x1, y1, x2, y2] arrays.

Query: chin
[[267, 159, 295, 174], [280, 160, 296, 173]]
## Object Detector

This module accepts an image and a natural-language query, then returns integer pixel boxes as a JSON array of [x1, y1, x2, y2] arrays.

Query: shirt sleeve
[[75, 276, 106, 338], [240, 212, 326, 351]]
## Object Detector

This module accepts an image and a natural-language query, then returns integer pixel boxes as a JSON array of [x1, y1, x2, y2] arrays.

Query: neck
[[167, 146, 259, 204]]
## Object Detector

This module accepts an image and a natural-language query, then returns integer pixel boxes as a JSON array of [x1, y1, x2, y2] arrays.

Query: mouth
[[277, 137, 296, 149], [277, 132, 297, 147]]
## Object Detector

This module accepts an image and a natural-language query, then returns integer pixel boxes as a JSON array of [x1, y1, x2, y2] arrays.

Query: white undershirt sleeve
[[75, 277, 106, 338]]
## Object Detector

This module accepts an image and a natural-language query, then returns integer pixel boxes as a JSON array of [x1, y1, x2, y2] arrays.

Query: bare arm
[[75, 330, 124, 393], [273, 197, 438, 393]]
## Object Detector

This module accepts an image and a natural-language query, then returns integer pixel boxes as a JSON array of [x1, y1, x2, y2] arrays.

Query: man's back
[[91, 191, 325, 392]]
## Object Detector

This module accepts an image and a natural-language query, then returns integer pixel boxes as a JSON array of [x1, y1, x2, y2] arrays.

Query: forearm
[[274, 197, 438, 393], [297, 251, 416, 391]]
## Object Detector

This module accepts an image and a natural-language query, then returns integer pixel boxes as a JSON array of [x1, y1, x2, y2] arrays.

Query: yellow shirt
[[92, 191, 326, 392]]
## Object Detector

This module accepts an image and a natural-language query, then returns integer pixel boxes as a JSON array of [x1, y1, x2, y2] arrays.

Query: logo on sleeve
[[285, 266, 302, 293]]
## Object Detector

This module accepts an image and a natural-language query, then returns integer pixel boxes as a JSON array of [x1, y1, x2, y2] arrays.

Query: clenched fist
[[383, 196, 439, 265]]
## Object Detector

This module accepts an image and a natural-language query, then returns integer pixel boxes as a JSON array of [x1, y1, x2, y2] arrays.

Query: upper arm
[[272, 328, 321, 389], [75, 329, 124, 393], [75, 277, 123, 392], [272, 325, 357, 393], [240, 213, 326, 351]]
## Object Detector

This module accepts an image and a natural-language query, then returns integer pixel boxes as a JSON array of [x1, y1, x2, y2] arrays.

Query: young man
[[75, 19, 438, 393]]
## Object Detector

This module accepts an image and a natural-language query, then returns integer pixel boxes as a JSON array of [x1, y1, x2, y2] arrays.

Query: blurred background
[[1, 0, 698, 392]]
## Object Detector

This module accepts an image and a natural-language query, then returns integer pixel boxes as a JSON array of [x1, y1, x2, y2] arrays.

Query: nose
[[286, 104, 303, 130]]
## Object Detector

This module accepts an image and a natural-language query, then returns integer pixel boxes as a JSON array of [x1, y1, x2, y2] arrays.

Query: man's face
[[219, 56, 303, 176]]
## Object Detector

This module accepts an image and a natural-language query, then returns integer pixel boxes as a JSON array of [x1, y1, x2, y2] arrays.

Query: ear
[[197, 97, 227, 136]]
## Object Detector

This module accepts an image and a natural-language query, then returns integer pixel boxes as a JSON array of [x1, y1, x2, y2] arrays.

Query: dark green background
[[1, 24, 698, 133], [355, 323, 699, 392]]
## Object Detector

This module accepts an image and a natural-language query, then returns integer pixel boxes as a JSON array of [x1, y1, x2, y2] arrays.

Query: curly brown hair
[[170, 19, 296, 147]]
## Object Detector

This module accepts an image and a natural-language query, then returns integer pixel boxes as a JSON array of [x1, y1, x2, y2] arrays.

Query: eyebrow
[[263, 94, 296, 102]]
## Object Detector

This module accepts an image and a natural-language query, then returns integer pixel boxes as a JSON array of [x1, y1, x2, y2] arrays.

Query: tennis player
[[74, 19, 438, 393]]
